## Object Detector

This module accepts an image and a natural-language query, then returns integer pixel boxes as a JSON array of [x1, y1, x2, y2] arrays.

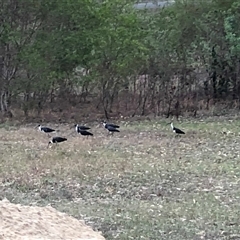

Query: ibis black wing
[[78, 126, 91, 130], [42, 127, 55, 133], [175, 127, 185, 134], [79, 129, 93, 136], [107, 123, 120, 128], [107, 126, 120, 132], [52, 137, 67, 143]]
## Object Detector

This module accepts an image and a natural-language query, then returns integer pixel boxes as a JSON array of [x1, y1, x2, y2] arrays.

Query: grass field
[[1, 117, 240, 239]]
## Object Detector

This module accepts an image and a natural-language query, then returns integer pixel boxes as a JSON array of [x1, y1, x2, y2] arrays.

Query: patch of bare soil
[[0, 198, 105, 240]]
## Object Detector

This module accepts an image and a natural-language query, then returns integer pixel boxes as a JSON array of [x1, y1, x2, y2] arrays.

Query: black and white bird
[[48, 137, 67, 148], [102, 121, 120, 135], [170, 122, 185, 135], [74, 124, 93, 138], [38, 125, 56, 137], [74, 124, 91, 133], [102, 120, 120, 129]]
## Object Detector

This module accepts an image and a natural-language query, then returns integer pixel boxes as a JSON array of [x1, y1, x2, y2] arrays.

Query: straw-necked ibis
[[38, 125, 56, 137], [102, 120, 120, 129], [170, 122, 185, 135], [38, 125, 55, 133], [74, 124, 91, 133], [102, 121, 120, 135], [48, 137, 67, 148]]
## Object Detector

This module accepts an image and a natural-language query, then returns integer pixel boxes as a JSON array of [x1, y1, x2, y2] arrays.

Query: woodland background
[[0, 0, 240, 122]]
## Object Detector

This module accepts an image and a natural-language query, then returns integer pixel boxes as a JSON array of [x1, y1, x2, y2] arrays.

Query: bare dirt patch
[[0, 198, 105, 240]]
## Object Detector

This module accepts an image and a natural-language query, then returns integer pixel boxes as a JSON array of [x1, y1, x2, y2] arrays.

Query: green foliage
[[88, 0, 149, 77], [1, 0, 240, 115], [224, 1, 240, 55], [16, 0, 148, 88]]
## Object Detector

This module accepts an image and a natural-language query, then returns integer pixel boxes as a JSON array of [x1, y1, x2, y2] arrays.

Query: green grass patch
[[1, 118, 240, 239]]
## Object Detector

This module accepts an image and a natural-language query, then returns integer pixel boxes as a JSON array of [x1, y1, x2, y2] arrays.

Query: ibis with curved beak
[[101, 121, 120, 135], [101, 120, 120, 129], [48, 137, 67, 148], [38, 125, 56, 137]]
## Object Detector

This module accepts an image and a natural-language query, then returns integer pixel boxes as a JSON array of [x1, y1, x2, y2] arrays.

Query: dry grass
[[1, 117, 240, 239]]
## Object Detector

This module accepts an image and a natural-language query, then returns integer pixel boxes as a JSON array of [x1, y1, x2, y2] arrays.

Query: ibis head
[[47, 140, 52, 148], [101, 121, 107, 127]]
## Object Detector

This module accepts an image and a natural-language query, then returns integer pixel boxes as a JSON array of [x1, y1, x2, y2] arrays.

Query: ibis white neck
[[170, 122, 174, 130]]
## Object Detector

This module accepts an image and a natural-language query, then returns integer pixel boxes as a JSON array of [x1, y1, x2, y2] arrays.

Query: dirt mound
[[0, 198, 105, 240]]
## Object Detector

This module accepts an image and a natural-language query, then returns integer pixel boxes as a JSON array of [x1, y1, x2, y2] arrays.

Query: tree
[[85, 0, 149, 118], [0, 0, 46, 115]]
